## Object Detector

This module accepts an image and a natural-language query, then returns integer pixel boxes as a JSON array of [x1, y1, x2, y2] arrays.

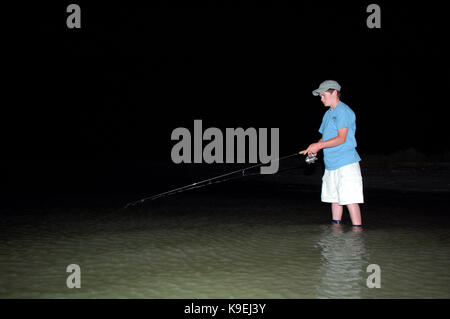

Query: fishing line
[[124, 151, 317, 208]]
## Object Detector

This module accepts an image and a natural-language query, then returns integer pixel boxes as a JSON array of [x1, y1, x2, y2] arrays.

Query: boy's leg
[[332, 202, 343, 223], [347, 203, 362, 226], [337, 162, 364, 227]]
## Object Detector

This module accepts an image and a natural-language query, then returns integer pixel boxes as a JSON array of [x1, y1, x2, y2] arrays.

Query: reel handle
[[298, 150, 318, 164]]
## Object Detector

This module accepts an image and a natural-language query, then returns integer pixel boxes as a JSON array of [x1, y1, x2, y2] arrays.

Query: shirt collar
[[329, 101, 342, 112]]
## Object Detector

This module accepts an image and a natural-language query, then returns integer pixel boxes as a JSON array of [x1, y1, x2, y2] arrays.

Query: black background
[[2, 1, 449, 207]]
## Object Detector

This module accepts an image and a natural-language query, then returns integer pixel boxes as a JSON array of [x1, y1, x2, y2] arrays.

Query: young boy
[[303, 80, 363, 228]]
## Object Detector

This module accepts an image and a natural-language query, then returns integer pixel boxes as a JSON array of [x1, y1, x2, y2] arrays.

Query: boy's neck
[[330, 99, 340, 109]]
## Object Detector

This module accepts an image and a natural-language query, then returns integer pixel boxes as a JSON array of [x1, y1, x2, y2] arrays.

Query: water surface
[[1, 186, 449, 298]]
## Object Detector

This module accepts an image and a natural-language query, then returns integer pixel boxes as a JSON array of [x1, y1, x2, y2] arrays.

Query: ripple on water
[[0, 207, 450, 298]]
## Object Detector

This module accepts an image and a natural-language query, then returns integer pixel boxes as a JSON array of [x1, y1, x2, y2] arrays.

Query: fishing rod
[[124, 150, 317, 208]]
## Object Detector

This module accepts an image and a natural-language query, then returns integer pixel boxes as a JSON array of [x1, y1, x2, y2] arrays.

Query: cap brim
[[312, 88, 327, 96]]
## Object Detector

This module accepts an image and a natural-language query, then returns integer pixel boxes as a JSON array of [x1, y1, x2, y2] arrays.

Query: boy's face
[[319, 90, 338, 107], [319, 91, 332, 107]]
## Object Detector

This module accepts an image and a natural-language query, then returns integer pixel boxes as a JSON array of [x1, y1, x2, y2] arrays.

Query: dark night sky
[[2, 1, 449, 206]]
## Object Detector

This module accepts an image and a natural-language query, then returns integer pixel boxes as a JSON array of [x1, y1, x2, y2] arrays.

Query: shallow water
[[1, 187, 450, 299]]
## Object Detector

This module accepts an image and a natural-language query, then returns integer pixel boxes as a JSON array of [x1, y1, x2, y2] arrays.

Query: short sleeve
[[334, 109, 352, 130], [319, 121, 324, 134]]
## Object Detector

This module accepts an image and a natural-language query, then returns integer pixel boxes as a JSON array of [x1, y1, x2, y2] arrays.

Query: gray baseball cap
[[312, 80, 341, 96]]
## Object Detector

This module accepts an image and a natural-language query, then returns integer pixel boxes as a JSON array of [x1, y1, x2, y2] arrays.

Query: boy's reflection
[[315, 225, 368, 298]]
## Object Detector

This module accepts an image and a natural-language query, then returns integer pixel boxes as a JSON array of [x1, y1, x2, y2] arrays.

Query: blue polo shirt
[[318, 101, 361, 170]]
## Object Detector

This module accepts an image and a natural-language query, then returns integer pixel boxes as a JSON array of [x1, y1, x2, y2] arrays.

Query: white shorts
[[321, 162, 364, 205]]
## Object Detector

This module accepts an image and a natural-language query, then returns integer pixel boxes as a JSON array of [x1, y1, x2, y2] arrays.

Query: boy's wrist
[[318, 141, 325, 150]]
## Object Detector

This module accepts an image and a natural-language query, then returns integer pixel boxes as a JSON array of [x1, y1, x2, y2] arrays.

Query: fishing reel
[[305, 153, 318, 164]]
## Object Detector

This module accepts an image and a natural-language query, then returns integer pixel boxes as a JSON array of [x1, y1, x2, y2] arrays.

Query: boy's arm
[[305, 128, 347, 155], [299, 138, 323, 155], [318, 128, 347, 149]]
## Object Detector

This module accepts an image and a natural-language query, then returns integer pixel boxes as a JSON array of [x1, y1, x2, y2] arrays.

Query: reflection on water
[[315, 224, 368, 298], [1, 195, 450, 298]]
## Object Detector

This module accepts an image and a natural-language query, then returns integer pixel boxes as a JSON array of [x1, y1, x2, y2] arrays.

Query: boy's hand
[[305, 143, 322, 156]]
